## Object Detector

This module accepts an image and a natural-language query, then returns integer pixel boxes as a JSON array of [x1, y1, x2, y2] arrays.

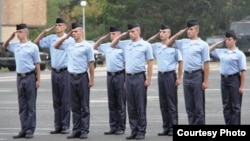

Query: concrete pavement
[[0, 62, 250, 141]]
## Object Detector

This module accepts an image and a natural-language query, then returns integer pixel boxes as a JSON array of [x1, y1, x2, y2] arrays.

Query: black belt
[[184, 69, 202, 74], [158, 70, 175, 74], [107, 69, 125, 76], [70, 72, 87, 77], [17, 70, 35, 77], [221, 72, 239, 78], [126, 71, 145, 76], [52, 67, 67, 73]]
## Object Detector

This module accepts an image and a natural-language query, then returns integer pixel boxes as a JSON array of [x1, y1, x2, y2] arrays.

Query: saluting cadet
[[3, 23, 41, 139], [147, 24, 183, 136], [93, 26, 126, 135], [54, 22, 95, 139], [34, 18, 74, 134], [111, 22, 154, 140], [209, 30, 247, 125], [168, 20, 210, 125]]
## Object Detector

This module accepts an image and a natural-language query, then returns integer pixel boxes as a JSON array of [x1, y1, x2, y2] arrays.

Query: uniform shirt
[[98, 42, 125, 72], [60, 40, 95, 73], [7, 41, 41, 73], [117, 39, 154, 73], [39, 33, 74, 69], [174, 38, 210, 71], [151, 42, 182, 72], [211, 48, 247, 75]]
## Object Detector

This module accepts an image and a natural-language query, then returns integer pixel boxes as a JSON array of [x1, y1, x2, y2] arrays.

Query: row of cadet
[[2, 17, 246, 139]]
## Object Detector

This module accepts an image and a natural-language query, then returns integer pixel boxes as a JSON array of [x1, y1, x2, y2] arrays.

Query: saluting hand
[[177, 28, 188, 36], [216, 39, 226, 47], [121, 31, 129, 38], [44, 26, 55, 33], [10, 32, 16, 40], [103, 33, 111, 40], [66, 30, 73, 38]]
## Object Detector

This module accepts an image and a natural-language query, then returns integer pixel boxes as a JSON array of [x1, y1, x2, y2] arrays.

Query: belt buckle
[[72, 73, 78, 77], [131, 73, 135, 76], [111, 72, 115, 76], [56, 69, 61, 72], [187, 71, 192, 74], [224, 75, 228, 78], [21, 73, 26, 77]]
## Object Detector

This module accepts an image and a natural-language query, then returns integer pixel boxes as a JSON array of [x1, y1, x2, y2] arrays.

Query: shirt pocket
[[230, 55, 238, 62], [155, 48, 162, 54], [164, 49, 175, 60]]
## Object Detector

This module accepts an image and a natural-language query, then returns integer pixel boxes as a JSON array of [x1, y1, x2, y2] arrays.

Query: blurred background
[[1, 0, 250, 41], [1, 0, 250, 70]]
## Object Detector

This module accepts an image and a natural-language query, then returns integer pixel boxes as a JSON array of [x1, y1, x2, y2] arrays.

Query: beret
[[186, 20, 199, 28], [225, 30, 237, 39], [110, 26, 121, 32], [71, 22, 83, 29], [56, 18, 66, 23], [128, 22, 140, 30], [16, 23, 27, 30], [160, 24, 170, 30]]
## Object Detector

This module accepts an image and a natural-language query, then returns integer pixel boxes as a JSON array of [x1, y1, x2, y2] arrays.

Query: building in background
[[0, 0, 46, 42], [0, 0, 47, 71]]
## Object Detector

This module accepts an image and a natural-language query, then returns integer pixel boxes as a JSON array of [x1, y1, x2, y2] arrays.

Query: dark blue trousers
[[51, 70, 70, 130], [221, 75, 242, 125], [107, 73, 126, 131], [158, 71, 178, 131], [183, 71, 205, 125], [17, 73, 37, 134], [126, 73, 147, 135], [69, 73, 90, 133]]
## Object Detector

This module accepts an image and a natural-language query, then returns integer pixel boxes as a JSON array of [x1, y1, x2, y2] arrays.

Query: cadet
[[93, 25, 126, 135], [34, 18, 74, 134], [209, 30, 246, 125], [111, 22, 154, 140], [54, 22, 95, 139], [147, 24, 183, 136], [168, 20, 210, 125], [3, 23, 41, 139]]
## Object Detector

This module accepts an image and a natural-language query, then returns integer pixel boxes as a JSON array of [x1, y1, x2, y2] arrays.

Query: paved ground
[[0, 62, 250, 141]]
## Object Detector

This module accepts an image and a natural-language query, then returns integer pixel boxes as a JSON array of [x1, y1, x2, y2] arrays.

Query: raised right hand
[[44, 26, 55, 33], [10, 32, 16, 39]]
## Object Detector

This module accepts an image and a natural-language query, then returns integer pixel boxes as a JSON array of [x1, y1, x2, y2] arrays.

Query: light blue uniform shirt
[[60, 40, 95, 73], [174, 38, 210, 71], [7, 41, 41, 73], [151, 42, 182, 72], [211, 48, 247, 75], [117, 39, 154, 73], [98, 42, 125, 72], [39, 33, 74, 69]]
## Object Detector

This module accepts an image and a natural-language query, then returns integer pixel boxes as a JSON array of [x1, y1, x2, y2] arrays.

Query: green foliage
[[29, 0, 250, 42]]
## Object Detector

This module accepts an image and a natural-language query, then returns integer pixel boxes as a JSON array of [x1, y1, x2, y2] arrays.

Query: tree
[[29, 0, 250, 42]]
